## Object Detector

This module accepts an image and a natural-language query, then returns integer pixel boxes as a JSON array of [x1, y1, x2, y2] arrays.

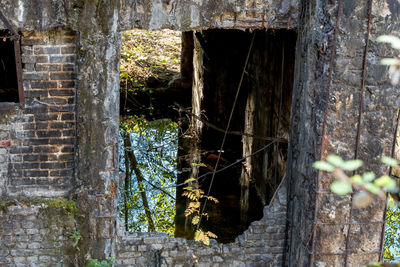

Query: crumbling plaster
[[0, 0, 298, 31]]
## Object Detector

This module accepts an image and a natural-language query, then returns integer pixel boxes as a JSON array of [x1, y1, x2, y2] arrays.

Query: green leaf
[[342, 160, 363, 171], [330, 181, 352, 195], [362, 172, 376, 182], [363, 261, 381, 267], [374, 175, 392, 187], [365, 183, 381, 195], [380, 58, 399, 66], [387, 198, 397, 209], [381, 156, 398, 167], [377, 35, 400, 49], [313, 161, 334, 172], [350, 174, 363, 185], [326, 155, 344, 167], [375, 175, 397, 191]]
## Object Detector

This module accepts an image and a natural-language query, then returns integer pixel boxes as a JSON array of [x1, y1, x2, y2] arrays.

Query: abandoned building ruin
[[0, 0, 399, 266]]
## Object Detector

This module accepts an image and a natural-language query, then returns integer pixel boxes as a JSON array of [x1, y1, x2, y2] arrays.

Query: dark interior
[[0, 29, 19, 103], [175, 29, 297, 243]]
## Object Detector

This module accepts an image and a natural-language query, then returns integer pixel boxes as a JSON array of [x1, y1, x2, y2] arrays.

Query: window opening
[[385, 196, 400, 261], [0, 10, 23, 106], [120, 117, 178, 235], [118, 28, 297, 244], [119, 29, 185, 236]]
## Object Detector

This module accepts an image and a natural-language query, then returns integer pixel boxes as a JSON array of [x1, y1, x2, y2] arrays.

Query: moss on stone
[[42, 197, 79, 216], [0, 201, 9, 212], [0, 196, 79, 217]]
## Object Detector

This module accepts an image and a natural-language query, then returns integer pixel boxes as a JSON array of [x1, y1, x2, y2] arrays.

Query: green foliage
[[118, 29, 182, 236], [313, 154, 400, 261], [382, 157, 399, 167], [313, 155, 398, 197], [86, 257, 115, 267], [365, 183, 381, 195], [330, 181, 352, 195], [363, 172, 376, 182], [312, 161, 334, 172], [318, 154, 363, 171], [72, 231, 81, 251], [384, 197, 400, 262], [326, 154, 345, 167], [376, 175, 397, 190], [120, 30, 181, 96], [0, 201, 9, 212], [0, 197, 78, 218], [41, 198, 79, 217], [341, 160, 363, 171], [182, 180, 219, 246], [380, 58, 400, 66], [377, 35, 400, 49], [194, 229, 218, 246], [377, 34, 400, 85], [363, 263, 382, 267], [119, 116, 177, 236]]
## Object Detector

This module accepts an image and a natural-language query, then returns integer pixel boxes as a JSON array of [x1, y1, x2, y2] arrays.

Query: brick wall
[[116, 183, 287, 267], [0, 28, 78, 266], [0, 29, 77, 197]]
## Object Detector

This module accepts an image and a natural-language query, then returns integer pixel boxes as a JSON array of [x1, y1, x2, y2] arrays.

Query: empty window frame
[[0, 28, 23, 106]]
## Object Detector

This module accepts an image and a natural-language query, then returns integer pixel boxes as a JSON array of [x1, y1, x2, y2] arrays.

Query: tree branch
[[123, 143, 130, 231], [123, 132, 156, 232], [140, 176, 176, 200]]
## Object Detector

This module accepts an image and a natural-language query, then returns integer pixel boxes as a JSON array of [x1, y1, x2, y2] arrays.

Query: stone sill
[[0, 102, 24, 113]]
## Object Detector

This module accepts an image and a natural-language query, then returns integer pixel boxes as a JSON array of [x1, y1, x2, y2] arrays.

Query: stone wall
[[116, 183, 287, 267], [0, 199, 77, 266], [286, 0, 400, 265]]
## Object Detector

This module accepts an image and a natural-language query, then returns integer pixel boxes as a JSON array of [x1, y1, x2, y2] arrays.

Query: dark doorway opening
[[175, 29, 297, 243], [0, 29, 19, 103]]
